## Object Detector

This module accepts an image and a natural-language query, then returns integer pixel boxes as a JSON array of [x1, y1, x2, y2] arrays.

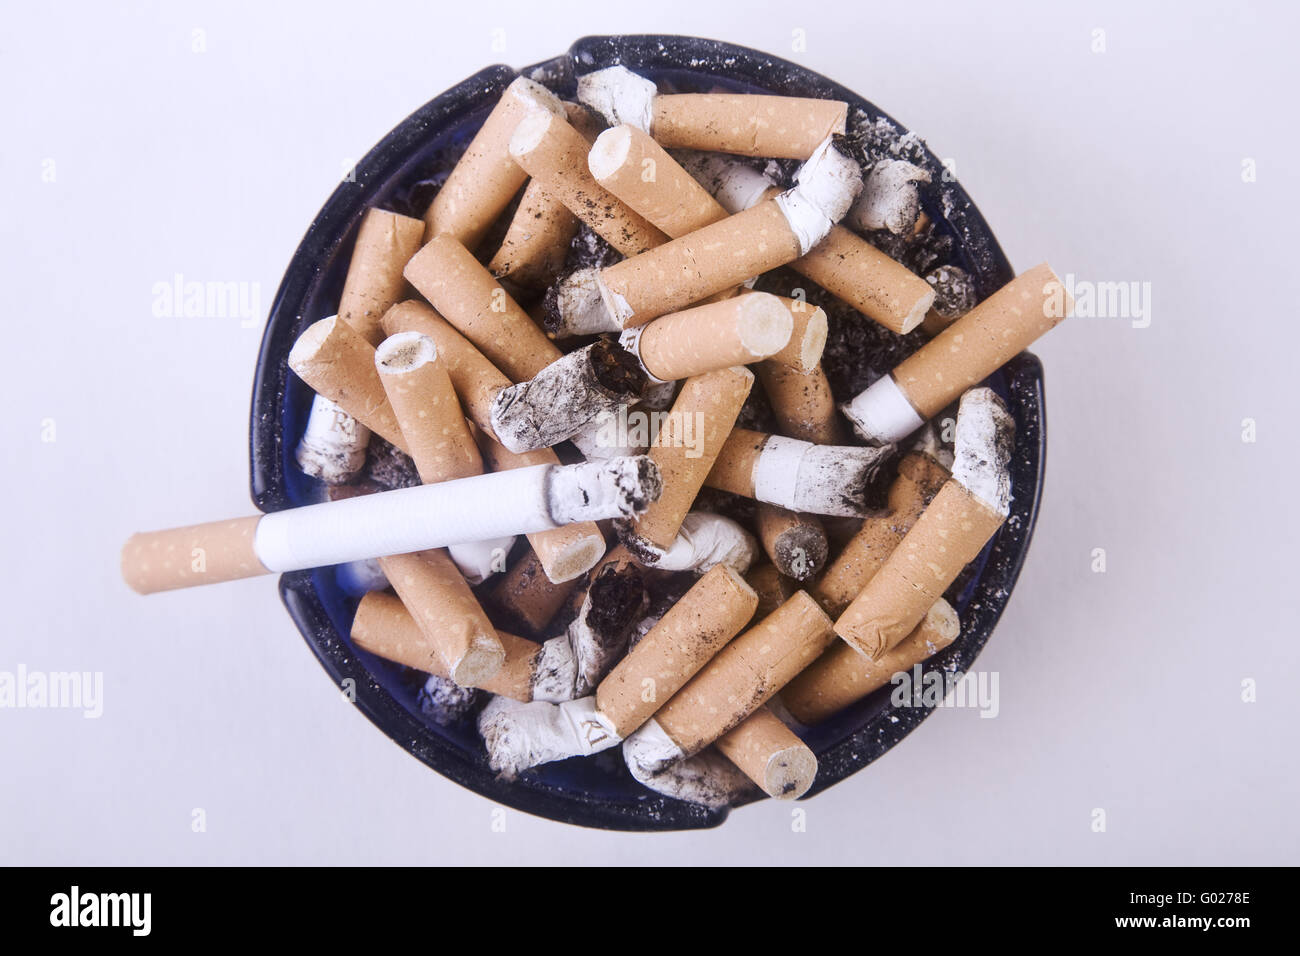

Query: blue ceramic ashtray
[[249, 35, 1044, 830]]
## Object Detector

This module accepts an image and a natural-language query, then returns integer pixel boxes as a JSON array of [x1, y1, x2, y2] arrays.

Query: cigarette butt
[[652, 94, 847, 160], [654, 512, 758, 576], [423, 76, 564, 249], [337, 208, 426, 345], [625, 293, 793, 382], [598, 200, 803, 327], [595, 563, 758, 738], [848, 159, 929, 236], [287, 316, 409, 452], [566, 559, 648, 696], [380, 301, 510, 433], [295, 394, 371, 485], [755, 504, 827, 582], [844, 264, 1070, 444], [403, 235, 561, 383], [374, 332, 483, 484], [619, 366, 752, 555], [811, 452, 950, 617], [791, 224, 935, 334], [834, 479, 1004, 660], [351, 591, 540, 701], [377, 550, 504, 687], [509, 110, 667, 257], [764, 300, 826, 372], [782, 598, 960, 725], [716, 705, 817, 799], [588, 124, 728, 238], [705, 427, 894, 518], [490, 338, 647, 453], [756, 361, 842, 445], [475, 427, 608, 584], [121, 515, 266, 594], [490, 548, 580, 634], [745, 562, 797, 618], [485, 178, 579, 290], [651, 590, 835, 756]]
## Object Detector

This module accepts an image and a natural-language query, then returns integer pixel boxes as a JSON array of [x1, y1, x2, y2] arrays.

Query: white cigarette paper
[[478, 695, 622, 779], [249, 458, 659, 573], [649, 512, 758, 575], [295, 394, 371, 485]]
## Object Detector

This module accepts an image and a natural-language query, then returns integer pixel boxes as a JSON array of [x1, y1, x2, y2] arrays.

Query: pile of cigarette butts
[[122, 65, 1072, 809]]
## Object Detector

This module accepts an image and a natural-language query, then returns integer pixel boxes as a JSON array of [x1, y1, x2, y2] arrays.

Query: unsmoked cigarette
[[337, 208, 425, 345], [588, 124, 729, 238], [811, 452, 950, 617], [716, 705, 817, 799], [374, 332, 482, 484], [287, 316, 408, 451], [486, 177, 579, 290], [835, 479, 1004, 660], [422, 76, 565, 249], [403, 234, 562, 383], [704, 427, 894, 518], [755, 504, 827, 582], [843, 264, 1070, 444], [650, 93, 848, 160], [377, 549, 505, 687], [508, 110, 667, 256], [619, 366, 752, 555], [490, 548, 580, 634], [782, 599, 960, 725], [121, 459, 651, 593], [595, 563, 758, 738], [624, 292, 793, 382], [121, 515, 265, 594], [650, 590, 835, 756], [351, 591, 539, 701]]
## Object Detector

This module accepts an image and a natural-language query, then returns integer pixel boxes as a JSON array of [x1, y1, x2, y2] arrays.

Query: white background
[[3, 0, 1297, 865]]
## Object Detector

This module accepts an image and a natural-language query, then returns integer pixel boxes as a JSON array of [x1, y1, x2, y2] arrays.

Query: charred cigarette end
[[849, 159, 931, 236], [758, 505, 828, 582], [295, 394, 371, 485], [490, 338, 648, 452], [417, 674, 480, 727], [569, 562, 648, 696], [751, 436, 895, 518], [654, 512, 758, 575], [543, 267, 619, 338], [776, 136, 863, 254], [951, 387, 1016, 515], [921, 264, 978, 336], [625, 741, 757, 809], [548, 456, 662, 525], [576, 65, 657, 132], [478, 695, 621, 778]]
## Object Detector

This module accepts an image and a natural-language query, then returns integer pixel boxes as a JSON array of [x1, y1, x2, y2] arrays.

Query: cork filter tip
[[374, 331, 438, 374], [287, 315, 339, 370], [587, 125, 634, 182], [735, 294, 795, 360]]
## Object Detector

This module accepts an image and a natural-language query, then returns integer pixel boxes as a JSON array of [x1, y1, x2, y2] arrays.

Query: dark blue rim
[[249, 35, 1043, 831]]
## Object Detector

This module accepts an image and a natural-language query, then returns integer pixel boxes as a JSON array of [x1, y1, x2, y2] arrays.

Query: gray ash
[[417, 674, 481, 727], [924, 264, 977, 319], [363, 437, 421, 490]]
